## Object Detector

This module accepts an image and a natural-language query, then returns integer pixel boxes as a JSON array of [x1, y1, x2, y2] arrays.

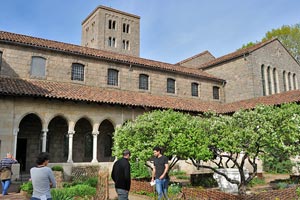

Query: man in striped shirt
[[0, 153, 18, 196]]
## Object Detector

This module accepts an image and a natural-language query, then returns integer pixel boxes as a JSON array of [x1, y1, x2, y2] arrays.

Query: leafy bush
[[248, 177, 266, 187], [52, 184, 96, 199], [52, 165, 64, 172], [263, 156, 293, 174], [51, 189, 73, 200], [131, 162, 151, 179], [20, 181, 33, 194], [168, 182, 181, 195], [83, 177, 98, 187]]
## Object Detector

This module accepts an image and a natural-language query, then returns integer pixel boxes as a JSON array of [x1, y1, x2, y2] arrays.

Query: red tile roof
[[198, 38, 278, 70], [0, 77, 221, 113], [1, 77, 300, 114], [219, 90, 300, 113], [0, 30, 223, 82]]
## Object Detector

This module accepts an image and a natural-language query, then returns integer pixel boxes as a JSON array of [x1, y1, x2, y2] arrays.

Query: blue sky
[[1, 0, 299, 64]]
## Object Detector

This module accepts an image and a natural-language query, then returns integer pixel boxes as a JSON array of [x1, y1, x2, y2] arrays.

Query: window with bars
[[139, 74, 149, 90], [191, 82, 199, 97], [107, 68, 119, 86], [167, 78, 175, 93], [213, 86, 220, 100], [71, 63, 84, 81], [31, 56, 46, 78]]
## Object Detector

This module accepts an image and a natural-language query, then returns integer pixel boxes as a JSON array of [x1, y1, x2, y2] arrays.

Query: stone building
[[0, 6, 300, 176]]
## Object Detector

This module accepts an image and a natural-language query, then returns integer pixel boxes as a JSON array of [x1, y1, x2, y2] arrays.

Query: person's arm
[[151, 166, 156, 182], [159, 163, 169, 179], [49, 168, 56, 188]]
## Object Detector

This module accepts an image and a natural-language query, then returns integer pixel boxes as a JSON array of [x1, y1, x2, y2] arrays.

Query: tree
[[242, 24, 300, 62], [113, 105, 300, 195]]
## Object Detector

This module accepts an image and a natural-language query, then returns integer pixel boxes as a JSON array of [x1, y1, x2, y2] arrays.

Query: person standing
[[30, 152, 56, 200], [151, 146, 169, 200], [111, 149, 131, 200], [0, 152, 18, 196]]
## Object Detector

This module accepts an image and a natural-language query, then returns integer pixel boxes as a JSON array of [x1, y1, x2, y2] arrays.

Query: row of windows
[[261, 65, 298, 96], [27, 56, 220, 99], [108, 19, 130, 33]]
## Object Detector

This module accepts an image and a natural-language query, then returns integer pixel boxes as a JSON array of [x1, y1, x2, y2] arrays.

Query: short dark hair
[[123, 149, 131, 156], [36, 152, 50, 165], [153, 146, 162, 152]]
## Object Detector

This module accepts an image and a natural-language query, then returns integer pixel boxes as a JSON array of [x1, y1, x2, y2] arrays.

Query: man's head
[[6, 152, 13, 159], [36, 152, 50, 165], [123, 149, 131, 159], [153, 146, 162, 157]]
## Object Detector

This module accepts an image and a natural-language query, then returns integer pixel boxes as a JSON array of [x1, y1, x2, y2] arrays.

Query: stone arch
[[47, 115, 68, 162], [17, 113, 42, 172], [16, 112, 45, 130], [97, 119, 115, 162], [73, 117, 93, 162]]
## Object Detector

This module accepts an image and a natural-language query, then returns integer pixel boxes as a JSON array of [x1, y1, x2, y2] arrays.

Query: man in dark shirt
[[151, 146, 169, 200], [111, 149, 131, 200]]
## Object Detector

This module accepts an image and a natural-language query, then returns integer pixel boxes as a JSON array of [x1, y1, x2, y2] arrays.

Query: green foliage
[[169, 170, 189, 179], [263, 156, 293, 174], [50, 189, 73, 200], [131, 162, 151, 179], [53, 185, 96, 199], [52, 165, 64, 172], [113, 104, 300, 195], [20, 181, 33, 194], [168, 182, 182, 195], [63, 177, 98, 188], [248, 177, 266, 187]]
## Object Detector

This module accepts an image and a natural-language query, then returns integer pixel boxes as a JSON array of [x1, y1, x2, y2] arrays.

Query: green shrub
[[52, 184, 96, 199], [248, 177, 266, 187], [168, 183, 181, 195], [51, 189, 73, 200], [130, 162, 151, 179], [52, 165, 64, 172], [83, 177, 98, 187], [262, 156, 293, 174], [20, 181, 33, 194]]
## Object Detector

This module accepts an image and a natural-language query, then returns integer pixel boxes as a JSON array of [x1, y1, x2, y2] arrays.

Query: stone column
[[270, 68, 275, 94], [264, 67, 269, 95], [13, 128, 19, 158], [67, 131, 75, 163], [92, 131, 99, 163], [42, 129, 48, 152]]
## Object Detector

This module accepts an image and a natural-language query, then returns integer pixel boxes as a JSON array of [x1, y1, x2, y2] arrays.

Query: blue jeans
[[1, 179, 11, 195], [155, 178, 169, 200], [116, 188, 129, 200]]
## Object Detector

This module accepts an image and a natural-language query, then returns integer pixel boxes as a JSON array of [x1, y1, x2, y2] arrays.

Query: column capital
[[42, 129, 48, 133], [13, 128, 19, 136], [68, 131, 75, 136], [92, 131, 99, 136]]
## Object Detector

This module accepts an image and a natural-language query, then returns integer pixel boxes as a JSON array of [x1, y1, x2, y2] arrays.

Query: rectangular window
[[71, 63, 84, 81], [139, 74, 149, 90], [167, 78, 175, 93], [191, 82, 199, 97], [108, 69, 119, 86], [31, 56, 46, 78], [213, 86, 220, 100]]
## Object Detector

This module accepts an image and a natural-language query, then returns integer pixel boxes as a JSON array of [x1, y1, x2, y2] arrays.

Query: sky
[[1, 0, 300, 64]]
